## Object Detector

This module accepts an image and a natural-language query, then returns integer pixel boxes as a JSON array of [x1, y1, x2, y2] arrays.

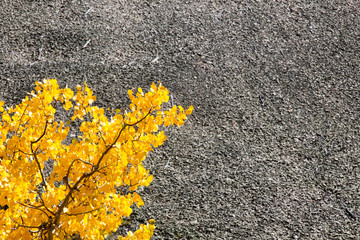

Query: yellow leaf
[[186, 105, 194, 115]]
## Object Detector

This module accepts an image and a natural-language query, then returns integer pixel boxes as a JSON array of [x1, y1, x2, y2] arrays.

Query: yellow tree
[[0, 79, 193, 240]]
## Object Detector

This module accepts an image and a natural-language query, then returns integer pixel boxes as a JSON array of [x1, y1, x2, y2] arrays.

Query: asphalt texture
[[1, 1, 360, 239]]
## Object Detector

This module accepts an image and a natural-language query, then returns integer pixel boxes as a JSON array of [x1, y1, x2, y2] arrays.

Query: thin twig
[[36, 189, 55, 216], [16, 201, 51, 218], [31, 121, 49, 190], [16, 104, 29, 134], [65, 206, 102, 216], [65, 158, 93, 187], [10, 217, 42, 229], [98, 131, 108, 147], [96, 109, 153, 168]]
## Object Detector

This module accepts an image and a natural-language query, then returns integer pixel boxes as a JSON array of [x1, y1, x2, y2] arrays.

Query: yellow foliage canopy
[[0, 80, 192, 240]]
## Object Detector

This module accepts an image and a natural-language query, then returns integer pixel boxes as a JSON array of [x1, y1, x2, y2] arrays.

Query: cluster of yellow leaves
[[0, 79, 192, 240], [118, 219, 155, 240]]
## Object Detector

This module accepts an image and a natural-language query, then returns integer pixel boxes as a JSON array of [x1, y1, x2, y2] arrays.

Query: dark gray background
[[1, 1, 360, 239]]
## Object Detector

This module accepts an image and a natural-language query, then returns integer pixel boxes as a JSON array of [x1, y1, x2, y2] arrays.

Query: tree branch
[[15, 104, 29, 134], [31, 120, 49, 191], [10, 217, 43, 229], [96, 108, 153, 167], [16, 201, 52, 218], [64, 206, 103, 216], [36, 189, 55, 216], [46, 108, 153, 240]]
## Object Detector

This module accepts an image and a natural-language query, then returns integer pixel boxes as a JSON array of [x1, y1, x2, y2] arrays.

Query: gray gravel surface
[[1, 1, 360, 239]]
